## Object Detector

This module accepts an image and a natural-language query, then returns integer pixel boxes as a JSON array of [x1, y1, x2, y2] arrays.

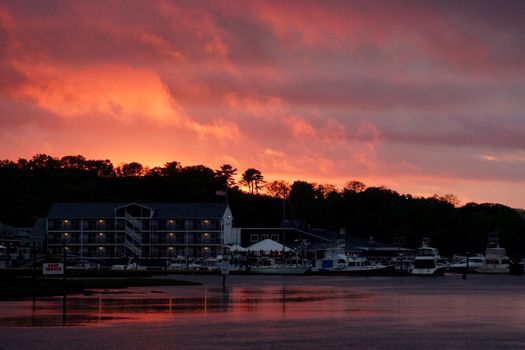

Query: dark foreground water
[[1, 274, 525, 349]]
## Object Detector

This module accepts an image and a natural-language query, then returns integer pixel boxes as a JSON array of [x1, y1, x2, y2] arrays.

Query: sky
[[1, 0, 524, 208]]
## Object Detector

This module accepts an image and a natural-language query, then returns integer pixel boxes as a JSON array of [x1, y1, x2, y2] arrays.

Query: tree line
[[1, 154, 524, 256]]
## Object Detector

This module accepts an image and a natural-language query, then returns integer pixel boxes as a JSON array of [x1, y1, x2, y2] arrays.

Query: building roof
[[47, 202, 228, 219], [247, 239, 291, 252]]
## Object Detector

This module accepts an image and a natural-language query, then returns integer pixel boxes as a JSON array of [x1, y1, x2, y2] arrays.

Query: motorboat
[[249, 257, 311, 275], [167, 255, 190, 270], [448, 254, 485, 273], [477, 234, 510, 274], [111, 257, 146, 271], [392, 255, 414, 275], [411, 239, 447, 276], [311, 248, 394, 275], [0, 245, 8, 269]]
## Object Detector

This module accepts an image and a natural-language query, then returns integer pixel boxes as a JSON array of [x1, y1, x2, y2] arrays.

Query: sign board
[[43, 263, 64, 275]]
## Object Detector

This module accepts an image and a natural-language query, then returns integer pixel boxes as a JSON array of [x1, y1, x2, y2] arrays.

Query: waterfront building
[[239, 220, 343, 252], [0, 222, 44, 265], [46, 202, 235, 261]]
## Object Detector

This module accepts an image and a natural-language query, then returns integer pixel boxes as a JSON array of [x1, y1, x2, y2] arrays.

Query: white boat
[[311, 248, 394, 275], [249, 257, 310, 275], [477, 235, 510, 274], [111, 258, 146, 271], [411, 239, 447, 276], [393, 256, 414, 275], [167, 255, 190, 270], [448, 254, 485, 273], [0, 245, 8, 269]]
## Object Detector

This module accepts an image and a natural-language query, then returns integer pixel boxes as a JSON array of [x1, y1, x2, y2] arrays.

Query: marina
[[2, 274, 525, 349]]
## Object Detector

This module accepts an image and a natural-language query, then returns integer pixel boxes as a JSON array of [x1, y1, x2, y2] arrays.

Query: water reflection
[[0, 285, 371, 327], [3, 276, 525, 349]]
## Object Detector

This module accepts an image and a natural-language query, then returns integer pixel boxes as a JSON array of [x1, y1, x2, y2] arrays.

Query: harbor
[[1, 274, 525, 349]]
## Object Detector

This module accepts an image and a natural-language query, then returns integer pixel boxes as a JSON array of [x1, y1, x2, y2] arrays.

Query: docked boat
[[477, 235, 510, 274], [448, 254, 485, 273], [0, 245, 8, 269], [111, 257, 146, 271], [392, 255, 414, 275], [249, 257, 311, 275], [411, 239, 447, 276], [311, 248, 394, 275]]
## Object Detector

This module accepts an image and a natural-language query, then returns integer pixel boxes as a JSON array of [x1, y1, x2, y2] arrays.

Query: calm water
[[1, 274, 525, 349]]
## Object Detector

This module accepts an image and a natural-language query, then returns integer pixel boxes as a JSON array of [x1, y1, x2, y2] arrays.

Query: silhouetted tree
[[266, 180, 290, 199], [240, 168, 264, 194], [60, 155, 87, 170], [344, 180, 366, 193], [162, 161, 182, 176], [117, 162, 145, 177], [289, 181, 316, 202], [215, 164, 237, 188]]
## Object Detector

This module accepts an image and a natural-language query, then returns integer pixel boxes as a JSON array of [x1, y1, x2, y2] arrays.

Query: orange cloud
[[12, 63, 184, 123], [284, 115, 317, 138], [224, 93, 285, 120], [10, 62, 241, 141]]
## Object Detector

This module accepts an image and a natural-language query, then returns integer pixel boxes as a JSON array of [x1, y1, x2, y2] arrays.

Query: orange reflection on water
[[0, 285, 376, 327]]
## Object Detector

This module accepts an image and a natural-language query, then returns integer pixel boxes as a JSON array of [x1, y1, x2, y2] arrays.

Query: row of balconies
[[48, 242, 223, 247], [47, 234, 221, 245], [48, 219, 222, 231]]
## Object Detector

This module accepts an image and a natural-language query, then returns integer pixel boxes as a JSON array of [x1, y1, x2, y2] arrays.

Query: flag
[[215, 190, 226, 196]]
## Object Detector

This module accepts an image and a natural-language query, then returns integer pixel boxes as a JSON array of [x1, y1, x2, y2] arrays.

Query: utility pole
[[63, 233, 68, 286]]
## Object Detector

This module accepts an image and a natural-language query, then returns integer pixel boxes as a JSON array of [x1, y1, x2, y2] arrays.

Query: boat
[[477, 234, 510, 274], [448, 254, 485, 273], [411, 238, 447, 276], [392, 255, 414, 275], [311, 248, 394, 275], [249, 257, 311, 275], [0, 245, 8, 269], [111, 257, 146, 271]]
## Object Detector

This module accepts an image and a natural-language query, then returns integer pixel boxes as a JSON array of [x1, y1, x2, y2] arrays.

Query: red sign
[[43, 263, 64, 275]]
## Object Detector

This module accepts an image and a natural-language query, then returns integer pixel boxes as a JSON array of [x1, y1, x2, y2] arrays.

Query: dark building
[[46, 202, 234, 261]]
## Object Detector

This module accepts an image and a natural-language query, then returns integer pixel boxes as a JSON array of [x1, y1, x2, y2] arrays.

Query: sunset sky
[[1, 1, 524, 208]]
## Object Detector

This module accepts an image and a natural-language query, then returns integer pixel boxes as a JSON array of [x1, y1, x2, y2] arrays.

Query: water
[[1, 274, 525, 349]]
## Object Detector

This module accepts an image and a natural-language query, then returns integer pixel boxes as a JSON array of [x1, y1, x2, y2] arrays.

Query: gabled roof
[[247, 239, 292, 252], [47, 202, 228, 219]]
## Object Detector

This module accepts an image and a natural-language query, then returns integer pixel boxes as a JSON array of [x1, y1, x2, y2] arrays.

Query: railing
[[125, 226, 142, 244], [124, 239, 141, 256], [125, 213, 143, 230]]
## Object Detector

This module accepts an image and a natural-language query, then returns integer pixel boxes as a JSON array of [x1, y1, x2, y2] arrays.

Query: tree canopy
[[1, 153, 524, 255]]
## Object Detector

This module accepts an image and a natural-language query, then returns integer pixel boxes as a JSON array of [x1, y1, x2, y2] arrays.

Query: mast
[[282, 197, 285, 263]]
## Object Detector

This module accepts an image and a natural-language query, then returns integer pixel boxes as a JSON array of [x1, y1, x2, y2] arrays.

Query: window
[[250, 234, 259, 243], [261, 234, 269, 240], [271, 234, 280, 241]]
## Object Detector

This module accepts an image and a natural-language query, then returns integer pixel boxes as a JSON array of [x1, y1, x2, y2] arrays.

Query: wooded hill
[[1, 154, 524, 256]]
